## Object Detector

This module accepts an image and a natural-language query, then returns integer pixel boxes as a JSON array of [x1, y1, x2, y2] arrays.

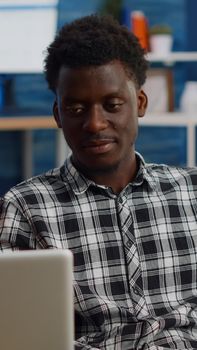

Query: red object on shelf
[[131, 11, 149, 51]]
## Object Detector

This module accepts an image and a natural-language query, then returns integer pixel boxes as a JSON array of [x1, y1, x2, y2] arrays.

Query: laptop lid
[[0, 249, 74, 350]]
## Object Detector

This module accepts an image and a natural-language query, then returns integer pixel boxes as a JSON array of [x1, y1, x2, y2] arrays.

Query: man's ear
[[137, 89, 148, 118], [53, 100, 62, 128]]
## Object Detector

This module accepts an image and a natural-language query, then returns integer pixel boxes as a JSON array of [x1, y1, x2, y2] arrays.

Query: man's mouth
[[82, 138, 116, 154]]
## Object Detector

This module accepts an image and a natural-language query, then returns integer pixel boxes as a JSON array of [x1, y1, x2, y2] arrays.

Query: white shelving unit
[[140, 52, 197, 167], [1, 52, 197, 180]]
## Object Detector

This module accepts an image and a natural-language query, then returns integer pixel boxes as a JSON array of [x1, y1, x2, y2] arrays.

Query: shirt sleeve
[[74, 340, 99, 349], [0, 197, 36, 251]]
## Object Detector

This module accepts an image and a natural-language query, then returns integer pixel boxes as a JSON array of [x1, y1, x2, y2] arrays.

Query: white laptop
[[0, 249, 74, 350]]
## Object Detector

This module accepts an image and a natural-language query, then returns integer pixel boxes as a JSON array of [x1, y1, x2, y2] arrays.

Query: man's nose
[[82, 105, 108, 133]]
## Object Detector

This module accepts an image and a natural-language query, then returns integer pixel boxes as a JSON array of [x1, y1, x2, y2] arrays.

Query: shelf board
[[140, 112, 197, 126], [0, 116, 56, 130], [0, 52, 197, 74], [147, 51, 197, 64], [1, 113, 197, 131]]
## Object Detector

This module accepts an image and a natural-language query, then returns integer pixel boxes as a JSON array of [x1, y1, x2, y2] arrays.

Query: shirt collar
[[61, 156, 96, 195], [133, 152, 157, 191], [61, 153, 156, 196]]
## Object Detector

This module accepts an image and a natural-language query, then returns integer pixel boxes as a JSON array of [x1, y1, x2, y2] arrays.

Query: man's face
[[54, 61, 147, 176]]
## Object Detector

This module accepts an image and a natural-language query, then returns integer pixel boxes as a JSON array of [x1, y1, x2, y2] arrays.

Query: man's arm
[[0, 197, 37, 251], [74, 341, 99, 350], [0, 198, 101, 349]]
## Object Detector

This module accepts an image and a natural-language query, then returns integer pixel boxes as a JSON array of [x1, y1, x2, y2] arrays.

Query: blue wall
[[0, 0, 195, 195], [185, 0, 197, 81]]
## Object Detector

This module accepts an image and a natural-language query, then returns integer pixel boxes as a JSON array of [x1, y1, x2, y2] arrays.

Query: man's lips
[[82, 138, 116, 154]]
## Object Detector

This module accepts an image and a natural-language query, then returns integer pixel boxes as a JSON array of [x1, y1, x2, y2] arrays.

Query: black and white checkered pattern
[[1, 153, 197, 349]]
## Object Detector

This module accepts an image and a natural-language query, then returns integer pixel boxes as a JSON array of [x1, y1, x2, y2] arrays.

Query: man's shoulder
[[3, 165, 69, 204], [148, 162, 197, 177], [145, 162, 197, 190]]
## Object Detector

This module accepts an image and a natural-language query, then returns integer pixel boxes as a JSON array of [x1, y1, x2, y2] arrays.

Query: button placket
[[116, 196, 150, 319]]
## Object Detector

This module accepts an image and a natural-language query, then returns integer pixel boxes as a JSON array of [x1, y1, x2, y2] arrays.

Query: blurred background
[[0, 0, 197, 195]]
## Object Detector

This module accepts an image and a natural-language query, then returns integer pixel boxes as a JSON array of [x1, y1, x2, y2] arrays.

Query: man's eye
[[65, 105, 85, 115], [105, 100, 124, 112]]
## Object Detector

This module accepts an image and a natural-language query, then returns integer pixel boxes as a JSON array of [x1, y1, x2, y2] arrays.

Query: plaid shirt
[[1, 153, 197, 350]]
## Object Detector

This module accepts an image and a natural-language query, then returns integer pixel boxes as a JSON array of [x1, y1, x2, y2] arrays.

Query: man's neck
[[74, 154, 138, 194]]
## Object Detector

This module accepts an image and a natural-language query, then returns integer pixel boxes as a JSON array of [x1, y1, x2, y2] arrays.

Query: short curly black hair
[[44, 14, 149, 93]]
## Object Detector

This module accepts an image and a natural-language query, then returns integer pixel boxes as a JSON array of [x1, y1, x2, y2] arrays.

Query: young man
[[1, 14, 197, 350]]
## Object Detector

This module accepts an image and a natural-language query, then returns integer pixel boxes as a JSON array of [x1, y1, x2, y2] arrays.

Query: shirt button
[[118, 195, 126, 204], [133, 288, 141, 296], [118, 197, 123, 204], [127, 241, 132, 248]]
